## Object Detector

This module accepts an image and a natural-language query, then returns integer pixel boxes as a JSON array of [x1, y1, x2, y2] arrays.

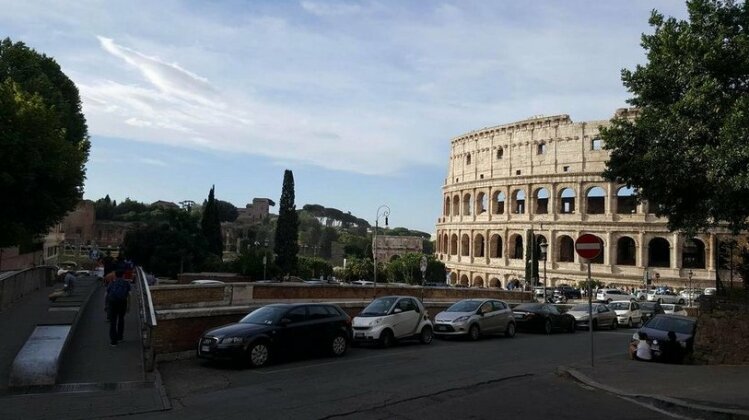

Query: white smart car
[[352, 296, 433, 347]]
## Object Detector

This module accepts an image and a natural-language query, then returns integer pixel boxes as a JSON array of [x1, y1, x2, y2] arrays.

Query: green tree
[[215, 199, 238, 222], [297, 256, 333, 279], [200, 185, 223, 256], [274, 170, 299, 276], [94, 195, 115, 220], [601, 0, 749, 234], [0, 39, 90, 247]]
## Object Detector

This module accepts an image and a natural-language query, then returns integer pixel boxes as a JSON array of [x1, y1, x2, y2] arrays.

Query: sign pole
[[575, 233, 602, 369], [588, 259, 594, 368]]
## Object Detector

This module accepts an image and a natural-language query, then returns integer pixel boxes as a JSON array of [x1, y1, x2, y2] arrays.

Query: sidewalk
[[560, 355, 749, 419]]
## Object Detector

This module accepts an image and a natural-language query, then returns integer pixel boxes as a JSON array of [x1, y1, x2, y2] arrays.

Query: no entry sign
[[575, 234, 603, 260]]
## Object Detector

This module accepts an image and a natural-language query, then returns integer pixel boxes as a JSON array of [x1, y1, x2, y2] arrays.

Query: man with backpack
[[107, 269, 131, 346]]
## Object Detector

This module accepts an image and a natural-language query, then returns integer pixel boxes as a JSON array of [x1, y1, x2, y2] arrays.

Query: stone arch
[[473, 276, 484, 287], [466, 153, 471, 165], [461, 234, 470, 256], [616, 236, 637, 265], [489, 234, 503, 258], [474, 234, 485, 257], [449, 271, 458, 285], [476, 191, 488, 214], [616, 186, 637, 214], [450, 234, 458, 255], [648, 237, 671, 267], [682, 238, 706, 269], [452, 194, 460, 215], [489, 277, 501, 288], [460, 274, 469, 286], [511, 189, 526, 214], [558, 235, 575, 262], [559, 188, 576, 214], [586, 186, 606, 214], [492, 191, 506, 215], [444, 196, 451, 216], [534, 187, 550, 214], [463, 193, 472, 216], [510, 234, 524, 259]]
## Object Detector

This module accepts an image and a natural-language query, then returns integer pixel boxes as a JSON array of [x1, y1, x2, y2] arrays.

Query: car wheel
[[567, 320, 575, 334], [626, 317, 632, 328], [380, 329, 394, 348], [592, 320, 598, 331], [639, 296, 645, 301], [544, 319, 552, 335], [247, 341, 270, 368], [420, 326, 433, 344], [505, 322, 516, 338], [468, 324, 480, 341], [678, 299, 685, 305], [330, 334, 348, 357], [610, 319, 618, 330]]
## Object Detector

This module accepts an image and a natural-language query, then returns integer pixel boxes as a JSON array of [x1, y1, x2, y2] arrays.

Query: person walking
[[106, 269, 131, 346]]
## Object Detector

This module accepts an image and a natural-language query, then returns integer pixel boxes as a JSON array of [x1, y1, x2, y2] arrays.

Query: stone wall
[[693, 305, 749, 365]]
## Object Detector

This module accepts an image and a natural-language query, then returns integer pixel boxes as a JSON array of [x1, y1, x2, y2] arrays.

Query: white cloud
[[300, 1, 364, 17]]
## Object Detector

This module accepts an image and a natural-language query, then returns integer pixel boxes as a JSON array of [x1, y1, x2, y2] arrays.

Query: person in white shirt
[[635, 332, 653, 361]]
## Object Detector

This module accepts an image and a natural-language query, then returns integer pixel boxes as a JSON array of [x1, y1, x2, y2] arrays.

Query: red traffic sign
[[575, 234, 603, 260]]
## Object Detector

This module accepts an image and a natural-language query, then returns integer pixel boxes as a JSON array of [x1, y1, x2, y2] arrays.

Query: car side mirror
[[393, 308, 402, 314], [280, 318, 291, 326]]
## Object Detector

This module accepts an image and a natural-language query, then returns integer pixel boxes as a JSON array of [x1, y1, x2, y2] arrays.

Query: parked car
[[639, 301, 665, 323], [512, 303, 575, 334], [634, 288, 654, 301], [433, 299, 516, 340], [661, 304, 688, 316], [566, 303, 618, 330], [703, 287, 717, 296], [647, 290, 685, 304], [352, 296, 433, 347], [596, 288, 635, 303], [628, 314, 697, 363], [191, 279, 225, 285], [555, 285, 582, 299], [197, 303, 352, 367], [607, 300, 643, 328]]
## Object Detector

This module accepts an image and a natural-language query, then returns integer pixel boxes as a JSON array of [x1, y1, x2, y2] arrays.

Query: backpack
[[108, 280, 129, 302]]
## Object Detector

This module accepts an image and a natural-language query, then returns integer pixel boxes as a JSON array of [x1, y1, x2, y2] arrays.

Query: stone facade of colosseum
[[435, 110, 731, 290]]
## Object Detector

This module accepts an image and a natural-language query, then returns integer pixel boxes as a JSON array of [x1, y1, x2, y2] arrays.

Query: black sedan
[[638, 301, 665, 323], [512, 303, 576, 334], [629, 314, 697, 363], [198, 303, 352, 367]]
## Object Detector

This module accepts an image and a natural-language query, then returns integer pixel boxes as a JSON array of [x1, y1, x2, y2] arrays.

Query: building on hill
[[373, 235, 424, 262], [435, 110, 735, 290], [236, 198, 274, 223], [151, 200, 180, 210]]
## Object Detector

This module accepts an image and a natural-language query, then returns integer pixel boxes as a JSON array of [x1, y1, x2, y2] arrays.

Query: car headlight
[[453, 316, 470, 323], [632, 332, 639, 340], [221, 337, 244, 344], [577, 315, 588, 321]]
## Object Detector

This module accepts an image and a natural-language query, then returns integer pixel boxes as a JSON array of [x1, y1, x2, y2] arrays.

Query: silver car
[[433, 299, 516, 340], [567, 303, 618, 330]]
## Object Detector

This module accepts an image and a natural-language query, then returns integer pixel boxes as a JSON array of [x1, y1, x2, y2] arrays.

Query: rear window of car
[[646, 316, 695, 334]]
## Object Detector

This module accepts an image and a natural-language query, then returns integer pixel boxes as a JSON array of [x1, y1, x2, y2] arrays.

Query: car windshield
[[239, 306, 286, 325], [360, 297, 397, 316], [640, 303, 655, 310], [569, 304, 590, 311], [646, 316, 695, 335], [608, 302, 630, 310], [661, 304, 675, 310], [514, 303, 542, 311], [446, 300, 482, 312]]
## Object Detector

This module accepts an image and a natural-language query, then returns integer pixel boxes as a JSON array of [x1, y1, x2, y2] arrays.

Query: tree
[[200, 185, 223, 256], [215, 199, 238, 222], [601, 0, 749, 234], [0, 39, 90, 247], [274, 170, 299, 276]]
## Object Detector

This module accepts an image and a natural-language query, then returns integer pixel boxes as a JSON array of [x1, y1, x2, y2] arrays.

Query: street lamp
[[420, 255, 428, 302], [373, 205, 390, 295], [688, 269, 694, 307], [539, 242, 548, 302]]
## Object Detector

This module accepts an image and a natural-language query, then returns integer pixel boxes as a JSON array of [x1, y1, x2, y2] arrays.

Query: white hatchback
[[596, 288, 636, 303], [352, 296, 433, 347], [607, 300, 643, 328]]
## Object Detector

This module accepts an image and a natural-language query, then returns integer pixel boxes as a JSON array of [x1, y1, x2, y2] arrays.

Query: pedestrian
[[634, 332, 652, 361], [106, 269, 131, 346], [102, 251, 115, 275], [660, 331, 684, 364], [63, 270, 76, 292]]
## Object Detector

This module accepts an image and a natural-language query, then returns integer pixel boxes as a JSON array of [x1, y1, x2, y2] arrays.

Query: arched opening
[[492, 191, 506, 215], [450, 234, 458, 255], [441, 234, 448, 254], [490, 278, 501, 288], [473, 276, 484, 287], [460, 274, 469, 286], [463, 193, 472, 216], [511, 234, 524, 259], [616, 237, 636, 265], [448, 271, 457, 285], [558, 235, 575, 262], [586, 186, 606, 214], [512, 189, 526, 214], [496, 148, 504, 159], [461, 234, 470, 256], [617, 186, 637, 214], [535, 188, 549, 214], [444, 196, 451, 216], [466, 153, 471, 165], [682, 238, 705, 269], [452, 194, 460, 215], [474, 234, 485, 257], [648, 238, 671, 267], [559, 188, 575, 214], [535, 235, 548, 261], [476, 192, 488, 214], [489, 234, 503, 258]]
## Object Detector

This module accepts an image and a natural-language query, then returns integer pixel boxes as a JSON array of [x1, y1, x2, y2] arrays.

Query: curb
[[558, 366, 749, 419]]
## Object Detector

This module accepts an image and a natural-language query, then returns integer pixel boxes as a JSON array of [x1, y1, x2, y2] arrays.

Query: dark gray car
[[433, 299, 516, 340]]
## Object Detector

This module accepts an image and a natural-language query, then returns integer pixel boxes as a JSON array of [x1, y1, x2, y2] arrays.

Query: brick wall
[[694, 307, 749, 365], [151, 285, 227, 308]]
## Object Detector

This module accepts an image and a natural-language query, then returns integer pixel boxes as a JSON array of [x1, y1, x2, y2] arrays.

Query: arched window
[[682, 238, 705, 269], [466, 154, 471, 165], [473, 276, 484, 287], [493, 191, 506, 215], [444, 196, 451, 216], [616, 237, 636, 265], [496, 148, 504, 159], [648, 237, 671, 267], [476, 192, 488, 214], [535, 188, 549, 214], [511, 234, 524, 259], [490, 278, 502, 288], [586, 186, 606, 214], [617, 186, 637, 214], [474, 234, 485, 257], [559, 188, 575, 214], [442, 234, 449, 254], [489, 234, 503, 258], [512, 189, 526, 214], [461, 234, 470, 256], [450, 234, 458, 255], [449, 272, 457, 285], [463, 193, 472, 216], [558, 235, 575, 262], [460, 275, 469, 286], [452, 194, 460, 215]]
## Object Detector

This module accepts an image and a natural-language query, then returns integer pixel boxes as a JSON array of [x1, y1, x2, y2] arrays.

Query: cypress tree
[[275, 170, 299, 277], [201, 185, 223, 257]]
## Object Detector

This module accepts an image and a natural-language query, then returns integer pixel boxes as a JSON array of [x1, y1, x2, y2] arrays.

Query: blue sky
[[2, 1, 687, 233]]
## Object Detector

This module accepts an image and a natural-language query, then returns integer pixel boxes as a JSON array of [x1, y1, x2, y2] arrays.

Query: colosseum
[[435, 110, 732, 290]]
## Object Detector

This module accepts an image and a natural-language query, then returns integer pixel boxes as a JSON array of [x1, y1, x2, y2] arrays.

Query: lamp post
[[688, 269, 694, 307], [539, 242, 548, 302], [420, 255, 428, 302], [373, 205, 390, 295]]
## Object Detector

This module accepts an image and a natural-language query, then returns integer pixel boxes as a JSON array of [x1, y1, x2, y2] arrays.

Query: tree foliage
[[215, 199, 238, 222], [297, 256, 333, 279], [601, 0, 749, 234], [200, 185, 223, 256], [0, 39, 90, 247], [274, 170, 299, 275]]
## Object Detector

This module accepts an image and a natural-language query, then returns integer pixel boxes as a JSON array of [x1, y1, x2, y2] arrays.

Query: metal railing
[[135, 266, 157, 371]]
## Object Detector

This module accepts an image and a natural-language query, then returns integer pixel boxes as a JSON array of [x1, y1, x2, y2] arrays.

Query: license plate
[[514, 314, 523, 319], [355, 333, 364, 338], [201, 345, 210, 352], [435, 325, 446, 331]]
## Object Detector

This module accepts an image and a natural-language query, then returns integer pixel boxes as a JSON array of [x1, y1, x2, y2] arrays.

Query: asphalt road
[[146, 328, 667, 420]]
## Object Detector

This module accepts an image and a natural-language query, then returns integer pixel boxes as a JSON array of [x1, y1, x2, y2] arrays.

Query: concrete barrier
[[0, 267, 56, 311]]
